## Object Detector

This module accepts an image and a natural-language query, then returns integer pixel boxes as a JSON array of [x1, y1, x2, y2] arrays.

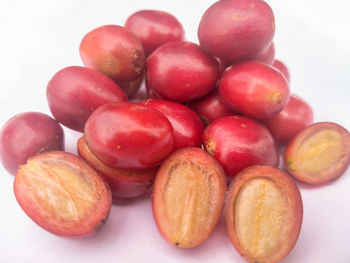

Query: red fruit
[[153, 147, 226, 248], [14, 151, 112, 236], [226, 165, 303, 263], [47, 66, 127, 132], [147, 41, 218, 102], [253, 42, 275, 65], [140, 99, 204, 149], [125, 10, 184, 56], [284, 122, 350, 184], [80, 25, 145, 82], [203, 116, 279, 178], [273, 59, 290, 82], [263, 95, 314, 145], [198, 0, 275, 62], [219, 61, 290, 119], [0, 112, 64, 175], [84, 102, 174, 169], [77, 137, 156, 198], [190, 90, 237, 126]]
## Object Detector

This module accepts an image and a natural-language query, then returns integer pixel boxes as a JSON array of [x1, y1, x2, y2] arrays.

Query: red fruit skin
[[0, 112, 64, 175], [14, 151, 112, 236], [125, 10, 184, 56], [190, 90, 237, 126], [219, 61, 290, 119], [203, 116, 279, 178], [47, 66, 127, 132], [253, 42, 275, 65], [147, 41, 219, 102], [140, 99, 204, 149], [77, 137, 156, 198], [84, 102, 174, 169], [80, 25, 145, 82], [198, 0, 275, 62], [263, 95, 314, 145], [273, 59, 291, 82]]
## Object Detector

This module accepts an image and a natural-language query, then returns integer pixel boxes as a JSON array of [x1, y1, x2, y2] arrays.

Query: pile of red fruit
[[1, 0, 350, 262]]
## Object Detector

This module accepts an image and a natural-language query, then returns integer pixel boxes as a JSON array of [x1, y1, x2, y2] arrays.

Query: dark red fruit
[[125, 10, 184, 56], [47, 66, 127, 132], [263, 95, 313, 145], [215, 57, 231, 77], [140, 99, 204, 149], [80, 25, 145, 82], [14, 151, 111, 236], [190, 90, 237, 126], [273, 59, 290, 82], [203, 116, 279, 179], [84, 102, 174, 169], [147, 41, 218, 102], [78, 137, 156, 198], [0, 112, 64, 175], [219, 61, 290, 119], [198, 0, 275, 62]]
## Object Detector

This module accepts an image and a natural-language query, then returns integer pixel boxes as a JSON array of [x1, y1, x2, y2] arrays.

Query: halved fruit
[[14, 151, 112, 236], [152, 147, 226, 248], [284, 122, 350, 184], [225, 165, 303, 263]]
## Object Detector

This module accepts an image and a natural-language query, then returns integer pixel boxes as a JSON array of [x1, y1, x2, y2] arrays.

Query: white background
[[0, 0, 350, 262]]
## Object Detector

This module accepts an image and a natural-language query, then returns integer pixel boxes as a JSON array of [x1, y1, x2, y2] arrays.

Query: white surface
[[0, 0, 350, 262]]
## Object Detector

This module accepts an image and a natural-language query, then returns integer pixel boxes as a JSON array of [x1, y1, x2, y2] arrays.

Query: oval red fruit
[[0, 112, 64, 175], [84, 102, 174, 169], [203, 116, 279, 178], [219, 61, 290, 119]]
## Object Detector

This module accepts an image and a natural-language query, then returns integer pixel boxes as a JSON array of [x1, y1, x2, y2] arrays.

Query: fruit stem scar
[[270, 91, 283, 104], [205, 138, 216, 155]]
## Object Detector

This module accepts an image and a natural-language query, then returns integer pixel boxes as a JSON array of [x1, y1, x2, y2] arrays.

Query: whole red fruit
[[219, 61, 290, 119], [203, 115, 279, 178], [263, 95, 313, 145], [84, 102, 174, 169], [198, 0, 275, 62], [80, 25, 145, 82], [0, 112, 64, 175], [47, 66, 127, 132], [125, 10, 184, 56], [147, 41, 218, 102]]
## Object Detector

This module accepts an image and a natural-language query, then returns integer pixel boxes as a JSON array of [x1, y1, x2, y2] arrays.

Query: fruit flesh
[[164, 162, 214, 247], [14, 151, 111, 236], [153, 148, 226, 248], [285, 122, 350, 184], [226, 165, 303, 263], [235, 178, 287, 259]]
